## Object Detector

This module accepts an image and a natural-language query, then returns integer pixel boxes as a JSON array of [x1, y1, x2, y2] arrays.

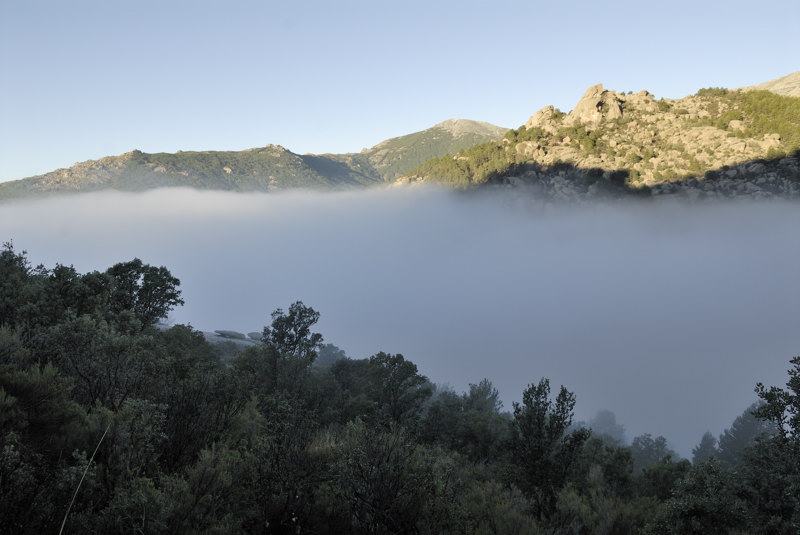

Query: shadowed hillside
[[475, 151, 800, 202]]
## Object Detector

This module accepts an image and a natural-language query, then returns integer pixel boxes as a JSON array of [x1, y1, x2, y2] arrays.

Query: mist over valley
[[5, 1, 800, 527], [3, 185, 797, 455]]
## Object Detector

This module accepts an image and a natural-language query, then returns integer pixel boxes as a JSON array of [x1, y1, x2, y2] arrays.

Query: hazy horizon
[[1, 186, 797, 455]]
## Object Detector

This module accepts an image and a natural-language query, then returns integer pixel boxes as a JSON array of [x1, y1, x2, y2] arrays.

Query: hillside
[[0, 146, 381, 199], [0, 120, 507, 200], [405, 82, 800, 199], [746, 70, 800, 97], [354, 119, 509, 180]]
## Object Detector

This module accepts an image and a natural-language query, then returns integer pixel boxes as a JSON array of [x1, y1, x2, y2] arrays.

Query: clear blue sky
[[1, 0, 797, 182]]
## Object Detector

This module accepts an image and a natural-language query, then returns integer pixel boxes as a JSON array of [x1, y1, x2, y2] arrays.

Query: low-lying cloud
[[2, 186, 798, 454]]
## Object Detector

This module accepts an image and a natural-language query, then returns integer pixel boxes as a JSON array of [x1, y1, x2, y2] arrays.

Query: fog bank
[[2, 186, 798, 454]]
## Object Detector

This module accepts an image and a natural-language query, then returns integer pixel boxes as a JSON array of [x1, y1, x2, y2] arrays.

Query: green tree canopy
[[691, 431, 718, 465], [505, 377, 590, 519], [367, 352, 431, 426], [106, 258, 184, 326]]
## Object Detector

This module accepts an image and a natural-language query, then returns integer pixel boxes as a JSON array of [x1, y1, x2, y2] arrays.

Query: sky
[[1, 0, 798, 182]]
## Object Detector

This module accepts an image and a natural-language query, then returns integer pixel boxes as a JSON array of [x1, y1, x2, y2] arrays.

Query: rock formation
[[564, 84, 625, 125]]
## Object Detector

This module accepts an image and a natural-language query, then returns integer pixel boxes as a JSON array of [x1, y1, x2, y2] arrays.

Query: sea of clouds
[[2, 185, 798, 454]]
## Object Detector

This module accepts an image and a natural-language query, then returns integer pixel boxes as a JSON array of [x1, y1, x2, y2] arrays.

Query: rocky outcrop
[[512, 83, 794, 186], [564, 84, 625, 125], [524, 105, 562, 134], [408, 76, 800, 199]]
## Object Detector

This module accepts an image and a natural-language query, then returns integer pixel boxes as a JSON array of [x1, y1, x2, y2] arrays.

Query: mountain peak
[[564, 84, 625, 125], [433, 119, 508, 138]]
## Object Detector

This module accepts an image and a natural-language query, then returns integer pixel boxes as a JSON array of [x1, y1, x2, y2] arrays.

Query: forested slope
[[1, 243, 798, 533]]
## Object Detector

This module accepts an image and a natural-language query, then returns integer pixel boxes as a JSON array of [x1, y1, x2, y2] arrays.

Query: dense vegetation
[[355, 125, 508, 181], [2, 243, 798, 533], [696, 89, 800, 157]]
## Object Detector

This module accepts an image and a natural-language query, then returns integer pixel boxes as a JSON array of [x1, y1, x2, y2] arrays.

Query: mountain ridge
[[0, 119, 509, 200], [3, 70, 799, 202]]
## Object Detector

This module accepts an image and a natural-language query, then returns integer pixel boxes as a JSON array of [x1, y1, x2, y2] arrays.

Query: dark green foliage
[[732, 438, 798, 534], [715, 109, 744, 130], [366, 352, 432, 426], [505, 378, 591, 519], [315, 343, 347, 367], [151, 325, 247, 471], [421, 379, 509, 461], [755, 355, 800, 441], [457, 477, 540, 534], [691, 431, 718, 464], [262, 301, 323, 364], [569, 438, 635, 499], [106, 258, 184, 326], [630, 433, 678, 473], [691, 89, 800, 154], [232, 301, 325, 410], [716, 401, 777, 468], [409, 141, 513, 186], [738, 90, 800, 152], [557, 124, 606, 156], [637, 457, 692, 501], [695, 87, 730, 97], [328, 357, 378, 423], [747, 357, 800, 532], [0, 246, 183, 335], [545, 437, 655, 534], [505, 125, 548, 144], [0, 243, 41, 330], [644, 461, 745, 534], [237, 400, 331, 533], [3, 244, 800, 532], [329, 419, 457, 534], [39, 316, 156, 409], [0, 360, 85, 454]]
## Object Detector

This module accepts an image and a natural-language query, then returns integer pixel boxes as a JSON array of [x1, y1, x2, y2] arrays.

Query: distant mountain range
[[1, 71, 798, 201], [0, 120, 507, 200]]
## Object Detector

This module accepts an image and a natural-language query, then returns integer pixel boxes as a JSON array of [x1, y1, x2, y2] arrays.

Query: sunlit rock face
[[564, 84, 625, 125]]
